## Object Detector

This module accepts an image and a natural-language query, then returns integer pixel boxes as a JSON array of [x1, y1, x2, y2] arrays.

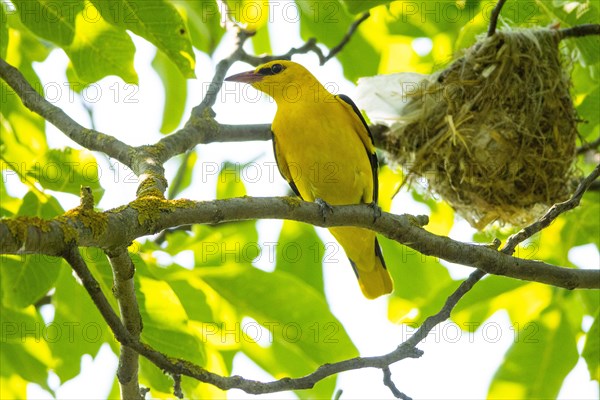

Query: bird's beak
[[224, 70, 262, 83]]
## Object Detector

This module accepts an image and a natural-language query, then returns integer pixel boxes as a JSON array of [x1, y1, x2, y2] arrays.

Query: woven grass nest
[[384, 29, 579, 229]]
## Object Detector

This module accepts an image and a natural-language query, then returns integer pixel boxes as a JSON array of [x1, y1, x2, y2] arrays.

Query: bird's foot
[[368, 201, 382, 223], [315, 198, 334, 222]]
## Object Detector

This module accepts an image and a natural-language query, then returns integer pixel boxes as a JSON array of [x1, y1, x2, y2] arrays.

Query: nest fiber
[[385, 29, 578, 229]]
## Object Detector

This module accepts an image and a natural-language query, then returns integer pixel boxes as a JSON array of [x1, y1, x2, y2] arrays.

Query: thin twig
[[61, 245, 132, 345], [577, 136, 600, 154], [172, 374, 183, 399], [239, 12, 370, 66], [322, 12, 370, 64], [487, 0, 508, 37], [559, 24, 600, 40], [503, 163, 600, 254], [0, 57, 134, 169], [382, 367, 412, 400]]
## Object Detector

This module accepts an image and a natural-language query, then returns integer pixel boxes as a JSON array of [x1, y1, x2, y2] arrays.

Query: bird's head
[[225, 60, 324, 102]]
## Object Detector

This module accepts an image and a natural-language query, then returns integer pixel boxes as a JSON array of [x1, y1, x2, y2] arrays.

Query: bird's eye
[[271, 64, 283, 74]]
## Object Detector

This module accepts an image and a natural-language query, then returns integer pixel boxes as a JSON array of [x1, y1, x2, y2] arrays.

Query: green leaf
[[577, 85, 600, 137], [12, 1, 137, 84], [0, 255, 63, 309], [178, 0, 225, 54], [560, 198, 600, 250], [152, 50, 188, 134], [0, 192, 65, 309], [137, 275, 205, 365], [49, 266, 109, 382], [296, 1, 379, 81], [0, 179, 19, 217], [382, 238, 454, 325], [16, 191, 64, 219], [13, 0, 83, 46], [167, 151, 197, 199], [26, 148, 104, 200], [251, 22, 271, 55], [488, 305, 579, 399], [65, 8, 138, 85], [452, 277, 529, 328], [242, 339, 337, 399], [167, 278, 214, 323], [582, 310, 600, 381], [0, 305, 54, 392], [84, 249, 119, 311], [538, 0, 600, 65], [0, 6, 8, 59], [217, 162, 246, 198], [199, 265, 358, 364], [275, 221, 324, 294], [341, 0, 392, 14], [91, 0, 195, 78]]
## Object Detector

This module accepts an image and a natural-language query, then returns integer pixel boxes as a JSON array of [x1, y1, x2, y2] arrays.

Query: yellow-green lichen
[[53, 215, 80, 244], [136, 174, 168, 199], [3, 216, 51, 245], [130, 196, 177, 226], [63, 206, 108, 239], [283, 196, 303, 208]]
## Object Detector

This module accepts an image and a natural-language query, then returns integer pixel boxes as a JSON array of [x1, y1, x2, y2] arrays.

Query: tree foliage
[[0, 0, 599, 399]]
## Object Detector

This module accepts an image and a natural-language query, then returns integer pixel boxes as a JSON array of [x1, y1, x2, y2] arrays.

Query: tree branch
[[59, 237, 422, 395], [577, 136, 600, 154], [107, 247, 143, 400], [2, 195, 598, 289], [559, 24, 600, 39], [502, 163, 600, 253], [0, 57, 135, 169], [382, 367, 411, 400], [1, 13, 373, 199], [487, 0, 508, 37]]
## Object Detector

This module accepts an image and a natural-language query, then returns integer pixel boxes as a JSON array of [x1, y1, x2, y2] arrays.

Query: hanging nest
[[382, 28, 579, 229]]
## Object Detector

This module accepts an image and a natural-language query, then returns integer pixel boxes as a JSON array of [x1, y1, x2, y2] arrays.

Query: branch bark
[[107, 248, 143, 400], [2, 193, 598, 289], [0, 57, 135, 169], [487, 0, 508, 36], [559, 24, 600, 39]]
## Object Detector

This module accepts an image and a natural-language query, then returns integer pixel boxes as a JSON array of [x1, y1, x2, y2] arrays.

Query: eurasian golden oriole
[[225, 60, 393, 299]]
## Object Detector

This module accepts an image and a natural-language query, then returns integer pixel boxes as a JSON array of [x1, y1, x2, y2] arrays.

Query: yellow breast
[[272, 98, 374, 205]]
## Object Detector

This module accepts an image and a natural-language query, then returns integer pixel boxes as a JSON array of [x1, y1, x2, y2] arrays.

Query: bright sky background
[[13, 2, 598, 398]]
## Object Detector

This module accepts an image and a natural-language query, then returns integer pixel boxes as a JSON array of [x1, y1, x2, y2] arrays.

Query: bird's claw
[[369, 201, 382, 222], [315, 198, 334, 221]]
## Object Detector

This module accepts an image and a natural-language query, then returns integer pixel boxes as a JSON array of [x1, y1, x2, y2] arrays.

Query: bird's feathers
[[227, 60, 393, 299]]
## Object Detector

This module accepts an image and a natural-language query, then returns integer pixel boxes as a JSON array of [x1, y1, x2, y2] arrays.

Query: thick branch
[[2, 196, 598, 289], [0, 57, 134, 169], [107, 248, 143, 400]]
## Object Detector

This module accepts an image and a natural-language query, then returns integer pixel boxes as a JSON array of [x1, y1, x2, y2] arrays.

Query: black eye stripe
[[257, 63, 285, 75]]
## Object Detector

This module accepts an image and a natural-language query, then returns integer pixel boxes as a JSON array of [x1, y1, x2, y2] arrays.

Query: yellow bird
[[225, 60, 393, 299]]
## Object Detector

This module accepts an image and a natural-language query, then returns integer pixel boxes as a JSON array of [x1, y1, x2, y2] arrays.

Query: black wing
[[271, 132, 302, 198], [336, 94, 379, 204]]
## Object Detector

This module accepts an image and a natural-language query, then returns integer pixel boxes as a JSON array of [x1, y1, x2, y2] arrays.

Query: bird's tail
[[351, 238, 393, 299], [330, 228, 393, 299]]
